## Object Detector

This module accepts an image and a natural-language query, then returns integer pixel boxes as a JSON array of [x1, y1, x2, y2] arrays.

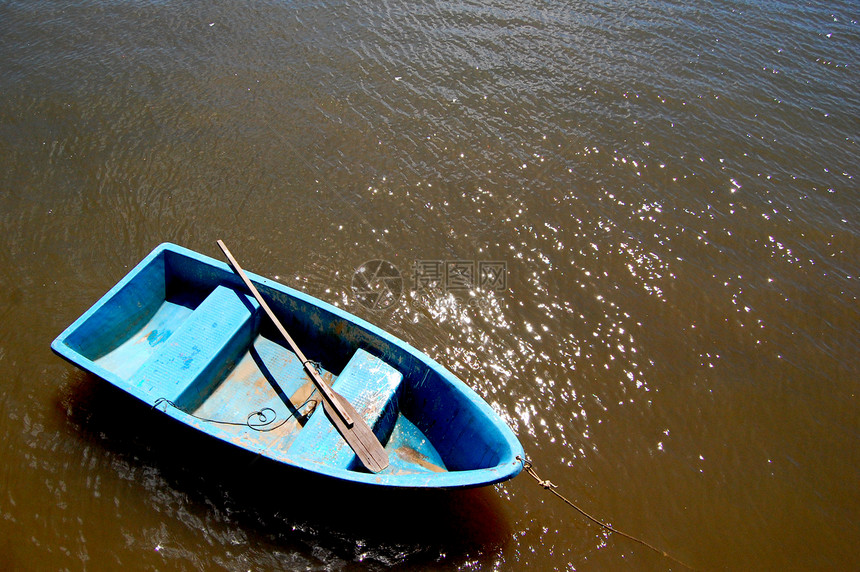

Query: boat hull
[[51, 243, 523, 489]]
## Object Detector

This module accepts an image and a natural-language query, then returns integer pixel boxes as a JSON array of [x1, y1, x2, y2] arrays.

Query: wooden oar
[[216, 240, 389, 473]]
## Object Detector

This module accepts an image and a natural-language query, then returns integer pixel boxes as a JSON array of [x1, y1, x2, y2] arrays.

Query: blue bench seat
[[288, 349, 403, 470], [128, 285, 260, 408]]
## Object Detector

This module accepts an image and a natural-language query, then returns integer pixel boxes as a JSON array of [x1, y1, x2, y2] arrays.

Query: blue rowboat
[[51, 243, 523, 488]]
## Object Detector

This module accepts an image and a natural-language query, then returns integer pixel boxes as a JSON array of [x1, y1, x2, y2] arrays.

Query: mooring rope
[[152, 392, 319, 432], [517, 456, 696, 570]]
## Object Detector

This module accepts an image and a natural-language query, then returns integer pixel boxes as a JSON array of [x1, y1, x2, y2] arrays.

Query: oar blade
[[323, 393, 389, 473]]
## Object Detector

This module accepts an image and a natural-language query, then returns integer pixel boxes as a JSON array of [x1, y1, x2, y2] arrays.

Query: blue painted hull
[[52, 243, 523, 489]]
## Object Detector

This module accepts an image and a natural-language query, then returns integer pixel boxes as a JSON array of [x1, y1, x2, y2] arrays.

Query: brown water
[[1, 0, 857, 569]]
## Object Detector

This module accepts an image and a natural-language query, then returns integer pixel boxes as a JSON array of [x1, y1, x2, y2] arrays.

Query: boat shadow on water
[[57, 371, 514, 566]]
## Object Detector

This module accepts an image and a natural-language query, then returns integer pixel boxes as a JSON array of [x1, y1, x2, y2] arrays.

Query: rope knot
[[538, 478, 557, 490]]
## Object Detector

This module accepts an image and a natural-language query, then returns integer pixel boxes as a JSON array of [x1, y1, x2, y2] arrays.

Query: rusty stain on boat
[[395, 446, 445, 472]]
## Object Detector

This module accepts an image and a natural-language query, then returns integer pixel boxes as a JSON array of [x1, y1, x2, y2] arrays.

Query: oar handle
[[216, 240, 354, 428]]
